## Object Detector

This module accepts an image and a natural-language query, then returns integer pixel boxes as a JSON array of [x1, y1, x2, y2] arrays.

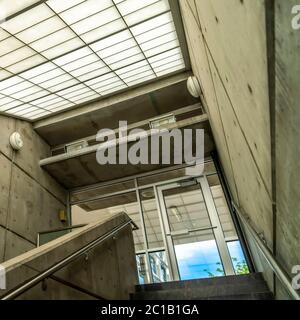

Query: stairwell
[[131, 273, 273, 300]]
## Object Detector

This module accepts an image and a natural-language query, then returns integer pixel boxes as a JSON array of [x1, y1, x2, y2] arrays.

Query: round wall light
[[9, 132, 24, 151], [187, 76, 202, 98]]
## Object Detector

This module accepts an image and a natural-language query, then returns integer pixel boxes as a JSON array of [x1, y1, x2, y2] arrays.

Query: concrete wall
[[0, 212, 137, 300], [275, 0, 300, 297], [179, 0, 300, 299], [0, 114, 67, 262]]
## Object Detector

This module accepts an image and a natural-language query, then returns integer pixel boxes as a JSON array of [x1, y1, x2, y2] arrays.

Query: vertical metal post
[[134, 179, 153, 284], [154, 185, 179, 281], [198, 176, 235, 276]]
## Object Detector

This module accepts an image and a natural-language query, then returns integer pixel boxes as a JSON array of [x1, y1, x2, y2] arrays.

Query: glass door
[[156, 176, 235, 281]]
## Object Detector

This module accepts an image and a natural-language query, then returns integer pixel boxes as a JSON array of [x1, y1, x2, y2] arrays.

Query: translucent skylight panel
[[22, 90, 47, 102], [69, 61, 106, 77], [61, 54, 98, 72], [96, 80, 124, 93], [6, 104, 34, 115], [0, 37, 23, 56], [115, 0, 158, 16], [20, 62, 57, 79], [1, 81, 32, 96], [31, 94, 58, 105], [42, 38, 84, 59], [37, 96, 65, 108], [90, 30, 131, 52], [12, 85, 42, 100], [101, 84, 127, 96], [81, 19, 126, 43], [123, 70, 154, 83], [77, 67, 110, 82], [0, 0, 186, 120], [5, 54, 46, 74], [121, 66, 152, 80], [29, 68, 64, 84], [102, 46, 141, 65], [0, 96, 14, 106], [63, 87, 91, 99], [46, 102, 75, 112], [72, 93, 100, 104], [17, 16, 66, 43], [13, 106, 39, 116], [3, 80, 32, 95], [58, 84, 86, 96], [0, 28, 10, 41], [47, 79, 79, 92], [153, 59, 184, 73], [1, 4, 54, 34], [140, 31, 177, 52], [97, 38, 136, 59], [47, 0, 85, 14], [144, 39, 179, 57], [0, 100, 22, 111], [59, 0, 113, 25], [115, 60, 148, 76], [53, 47, 92, 66], [30, 28, 75, 52], [136, 22, 175, 44], [39, 74, 73, 89], [26, 110, 51, 119], [88, 75, 120, 89], [126, 74, 156, 86], [0, 0, 41, 18], [0, 69, 12, 81], [148, 47, 181, 63], [0, 46, 36, 67], [123, 0, 170, 26], [130, 12, 172, 36], [156, 63, 185, 77], [71, 6, 120, 35], [110, 53, 144, 70], [85, 72, 116, 86], [150, 53, 182, 69], [70, 91, 100, 103], [92, 79, 123, 92], [0, 76, 23, 90]]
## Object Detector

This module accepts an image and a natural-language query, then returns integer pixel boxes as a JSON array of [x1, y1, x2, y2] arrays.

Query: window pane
[[149, 251, 171, 283], [227, 241, 249, 275], [173, 230, 225, 280], [140, 188, 164, 249]]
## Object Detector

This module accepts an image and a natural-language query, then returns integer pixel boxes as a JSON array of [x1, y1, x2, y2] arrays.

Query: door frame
[[155, 175, 235, 281]]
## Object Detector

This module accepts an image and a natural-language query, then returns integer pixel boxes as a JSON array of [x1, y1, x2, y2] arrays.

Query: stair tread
[[132, 273, 273, 301], [132, 291, 273, 300], [135, 273, 265, 292]]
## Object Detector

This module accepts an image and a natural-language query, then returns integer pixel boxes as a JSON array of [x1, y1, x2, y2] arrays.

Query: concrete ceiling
[[40, 116, 215, 189], [34, 72, 197, 146]]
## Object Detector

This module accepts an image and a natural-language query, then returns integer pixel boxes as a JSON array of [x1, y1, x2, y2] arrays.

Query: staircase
[[131, 273, 273, 300]]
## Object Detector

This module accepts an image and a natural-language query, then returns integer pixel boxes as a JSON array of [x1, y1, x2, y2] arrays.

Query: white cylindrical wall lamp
[[9, 132, 24, 151], [187, 76, 202, 98]]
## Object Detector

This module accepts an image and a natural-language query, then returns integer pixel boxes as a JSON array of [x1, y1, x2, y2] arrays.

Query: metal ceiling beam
[[33, 71, 192, 129]]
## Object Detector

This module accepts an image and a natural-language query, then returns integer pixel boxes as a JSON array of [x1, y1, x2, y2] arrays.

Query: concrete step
[[132, 273, 273, 300], [135, 273, 265, 292]]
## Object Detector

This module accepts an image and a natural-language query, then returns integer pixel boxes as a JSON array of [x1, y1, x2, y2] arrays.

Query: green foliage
[[203, 258, 249, 277], [232, 258, 249, 275]]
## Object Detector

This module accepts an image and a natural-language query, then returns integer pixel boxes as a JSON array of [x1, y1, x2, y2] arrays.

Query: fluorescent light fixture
[[0, 0, 186, 120], [149, 113, 176, 129]]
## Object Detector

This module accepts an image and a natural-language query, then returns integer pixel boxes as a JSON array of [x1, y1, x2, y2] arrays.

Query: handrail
[[232, 201, 300, 300], [1, 219, 135, 300]]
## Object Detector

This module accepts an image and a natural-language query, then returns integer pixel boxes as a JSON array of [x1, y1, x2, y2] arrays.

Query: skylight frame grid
[[0, 0, 188, 121]]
